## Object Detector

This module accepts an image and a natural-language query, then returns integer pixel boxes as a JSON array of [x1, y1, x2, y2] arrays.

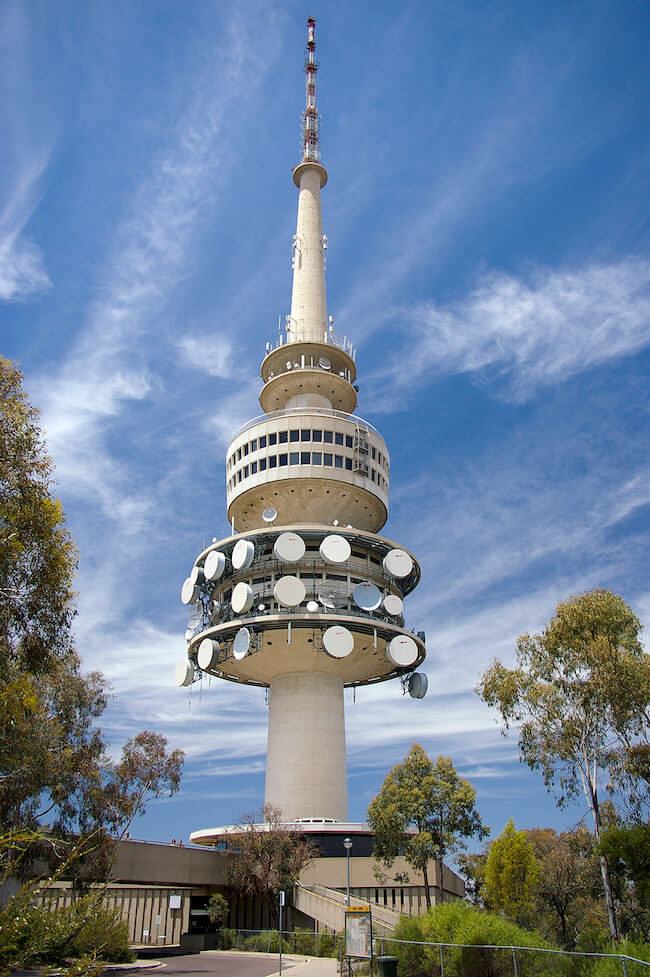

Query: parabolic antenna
[[232, 539, 255, 570], [204, 550, 226, 581], [353, 581, 382, 611], [306, 600, 319, 613], [210, 598, 221, 616], [181, 578, 200, 605], [190, 565, 204, 586], [233, 627, 251, 659], [320, 534, 351, 565], [262, 507, 278, 523], [175, 659, 194, 687], [319, 357, 331, 370], [387, 634, 418, 667], [383, 594, 404, 616], [318, 589, 347, 610], [184, 629, 193, 642], [198, 637, 220, 670], [187, 601, 203, 628], [274, 532, 306, 562], [383, 548, 413, 579], [231, 582, 254, 614], [408, 672, 428, 699], [274, 575, 306, 608], [323, 625, 354, 659]]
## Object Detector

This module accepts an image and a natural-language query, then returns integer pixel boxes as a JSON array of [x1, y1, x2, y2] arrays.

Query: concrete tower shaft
[[289, 162, 329, 345]]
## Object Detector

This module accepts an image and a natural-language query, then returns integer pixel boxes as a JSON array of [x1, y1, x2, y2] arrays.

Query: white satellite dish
[[204, 550, 226, 581], [187, 601, 203, 628], [306, 600, 319, 613], [231, 582, 254, 614], [198, 637, 220, 670], [320, 534, 351, 565], [409, 672, 428, 698], [323, 625, 354, 659], [262, 507, 278, 523], [190, 565, 204, 586], [383, 594, 404, 616], [175, 659, 194, 687], [232, 539, 255, 570], [383, 548, 413, 579], [181, 578, 200, 605], [210, 598, 221, 616], [184, 629, 193, 642], [274, 532, 306, 562], [274, 575, 306, 607], [319, 357, 331, 370], [387, 634, 418, 666], [233, 627, 251, 659], [353, 581, 382, 611]]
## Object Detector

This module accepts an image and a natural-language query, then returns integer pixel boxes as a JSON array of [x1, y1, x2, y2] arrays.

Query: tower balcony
[[226, 409, 389, 533]]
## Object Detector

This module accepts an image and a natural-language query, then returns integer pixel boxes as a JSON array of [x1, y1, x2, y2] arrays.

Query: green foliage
[[390, 902, 564, 977], [207, 892, 229, 927], [367, 746, 488, 909], [484, 819, 541, 926], [477, 588, 650, 940], [600, 823, 650, 940], [241, 930, 290, 953], [581, 940, 650, 977], [0, 892, 134, 973]]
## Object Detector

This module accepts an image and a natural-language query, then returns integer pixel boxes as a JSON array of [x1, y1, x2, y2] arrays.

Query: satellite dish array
[[176, 529, 423, 689]]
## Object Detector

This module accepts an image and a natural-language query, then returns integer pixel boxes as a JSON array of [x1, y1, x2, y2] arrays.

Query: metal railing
[[232, 407, 385, 442], [373, 935, 650, 977], [220, 927, 342, 957]]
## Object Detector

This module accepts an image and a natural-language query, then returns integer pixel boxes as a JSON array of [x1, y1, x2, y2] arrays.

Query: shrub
[[580, 941, 650, 977], [390, 902, 567, 977]]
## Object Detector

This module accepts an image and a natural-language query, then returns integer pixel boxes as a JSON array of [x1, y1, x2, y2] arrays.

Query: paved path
[[120, 951, 339, 977]]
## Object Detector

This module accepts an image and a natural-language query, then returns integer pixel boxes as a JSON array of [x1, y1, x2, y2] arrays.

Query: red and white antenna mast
[[301, 17, 321, 164]]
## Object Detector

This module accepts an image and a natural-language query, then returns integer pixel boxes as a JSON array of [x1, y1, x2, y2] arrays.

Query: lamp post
[[343, 837, 353, 906]]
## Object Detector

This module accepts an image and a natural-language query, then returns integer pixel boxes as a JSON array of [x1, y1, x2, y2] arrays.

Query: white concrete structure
[[177, 18, 428, 829]]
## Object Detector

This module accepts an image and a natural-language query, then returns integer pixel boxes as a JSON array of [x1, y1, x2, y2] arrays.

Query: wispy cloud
[[366, 259, 650, 408]]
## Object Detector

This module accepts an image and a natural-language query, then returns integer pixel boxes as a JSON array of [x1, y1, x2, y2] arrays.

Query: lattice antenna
[[300, 17, 321, 164]]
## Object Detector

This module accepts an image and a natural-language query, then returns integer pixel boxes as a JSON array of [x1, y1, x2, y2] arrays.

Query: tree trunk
[[423, 862, 431, 909], [590, 781, 619, 941]]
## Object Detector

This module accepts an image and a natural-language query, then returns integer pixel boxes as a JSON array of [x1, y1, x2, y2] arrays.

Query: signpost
[[345, 905, 373, 977]]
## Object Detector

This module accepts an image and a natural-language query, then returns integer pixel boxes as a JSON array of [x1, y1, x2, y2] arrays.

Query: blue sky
[[2, 0, 649, 850]]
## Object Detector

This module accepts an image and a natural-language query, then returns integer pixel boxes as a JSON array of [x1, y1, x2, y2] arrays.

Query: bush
[[390, 902, 567, 977], [580, 941, 650, 977]]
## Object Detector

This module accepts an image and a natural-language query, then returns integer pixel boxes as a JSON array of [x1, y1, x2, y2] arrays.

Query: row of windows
[[228, 429, 389, 473], [226, 452, 387, 492]]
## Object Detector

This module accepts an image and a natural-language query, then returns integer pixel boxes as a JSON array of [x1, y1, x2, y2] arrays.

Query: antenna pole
[[301, 17, 320, 164]]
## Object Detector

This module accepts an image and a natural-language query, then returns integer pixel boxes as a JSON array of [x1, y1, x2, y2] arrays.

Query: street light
[[343, 836, 353, 906]]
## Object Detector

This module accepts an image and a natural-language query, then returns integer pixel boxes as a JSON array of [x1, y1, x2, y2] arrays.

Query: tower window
[[335, 433, 343, 445], [279, 453, 288, 466], [269, 456, 277, 468], [312, 430, 322, 442], [324, 453, 333, 466], [301, 429, 311, 441], [371, 447, 376, 460], [345, 435, 353, 448], [251, 461, 257, 474], [301, 452, 310, 464], [290, 430, 299, 442], [324, 431, 333, 443], [244, 465, 249, 477], [237, 448, 242, 461], [259, 458, 267, 471], [237, 471, 242, 482], [244, 444, 249, 456], [345, 458, 353, 471], [289, 452, 299, 465], [279, 431, 288, 444], [334, 455, 343, 468], [312, 452, 322, 464], [251, 439, 257, 452], [269, 433, 277, 446], [371, 469, 376, 481], [259, 436, 267, 448]]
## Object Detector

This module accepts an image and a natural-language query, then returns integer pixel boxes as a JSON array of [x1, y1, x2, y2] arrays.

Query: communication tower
[[176, 19, 428, 825]]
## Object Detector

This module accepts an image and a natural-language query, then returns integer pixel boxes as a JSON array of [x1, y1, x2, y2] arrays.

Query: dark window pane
[[345, 435, 353, 448], [279, 453, 288, 466], [312, 430, 322, 442], [259, 458, 267, 471], [301, 429, 311, 441], [251, 439, 257, 451], [269, 456, 277, 468], [251, 461, 257, 474], [290, 430, 299, 442], [312, 452, 322, 464], [244, 444, 249, 456], [289, 452, 299, 465], [324, 430, 333, 443], [301, 452, 310, 464], [335, 433, 343, 445], [324, 453, 333, 466], [244, 466, 249, 477], [345, 458, 353, 470], [269, 433, 277, 446], [260, 436, 267, 448], [279, 431, 288, 443], [335, 455, 343, 468]]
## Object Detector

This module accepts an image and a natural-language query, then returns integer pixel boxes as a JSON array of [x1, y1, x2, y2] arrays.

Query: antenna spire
[[301, 16, 321, 164]]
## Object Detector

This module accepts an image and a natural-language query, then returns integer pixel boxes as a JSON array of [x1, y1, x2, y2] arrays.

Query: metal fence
[[374, 935, 650, 977], [221, 927, 342, 957]]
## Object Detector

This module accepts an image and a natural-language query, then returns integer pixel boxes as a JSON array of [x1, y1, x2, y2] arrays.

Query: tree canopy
[[477, 588, 650, 940], [483, 819, 541, 927], [367, 746, 488, 909]]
